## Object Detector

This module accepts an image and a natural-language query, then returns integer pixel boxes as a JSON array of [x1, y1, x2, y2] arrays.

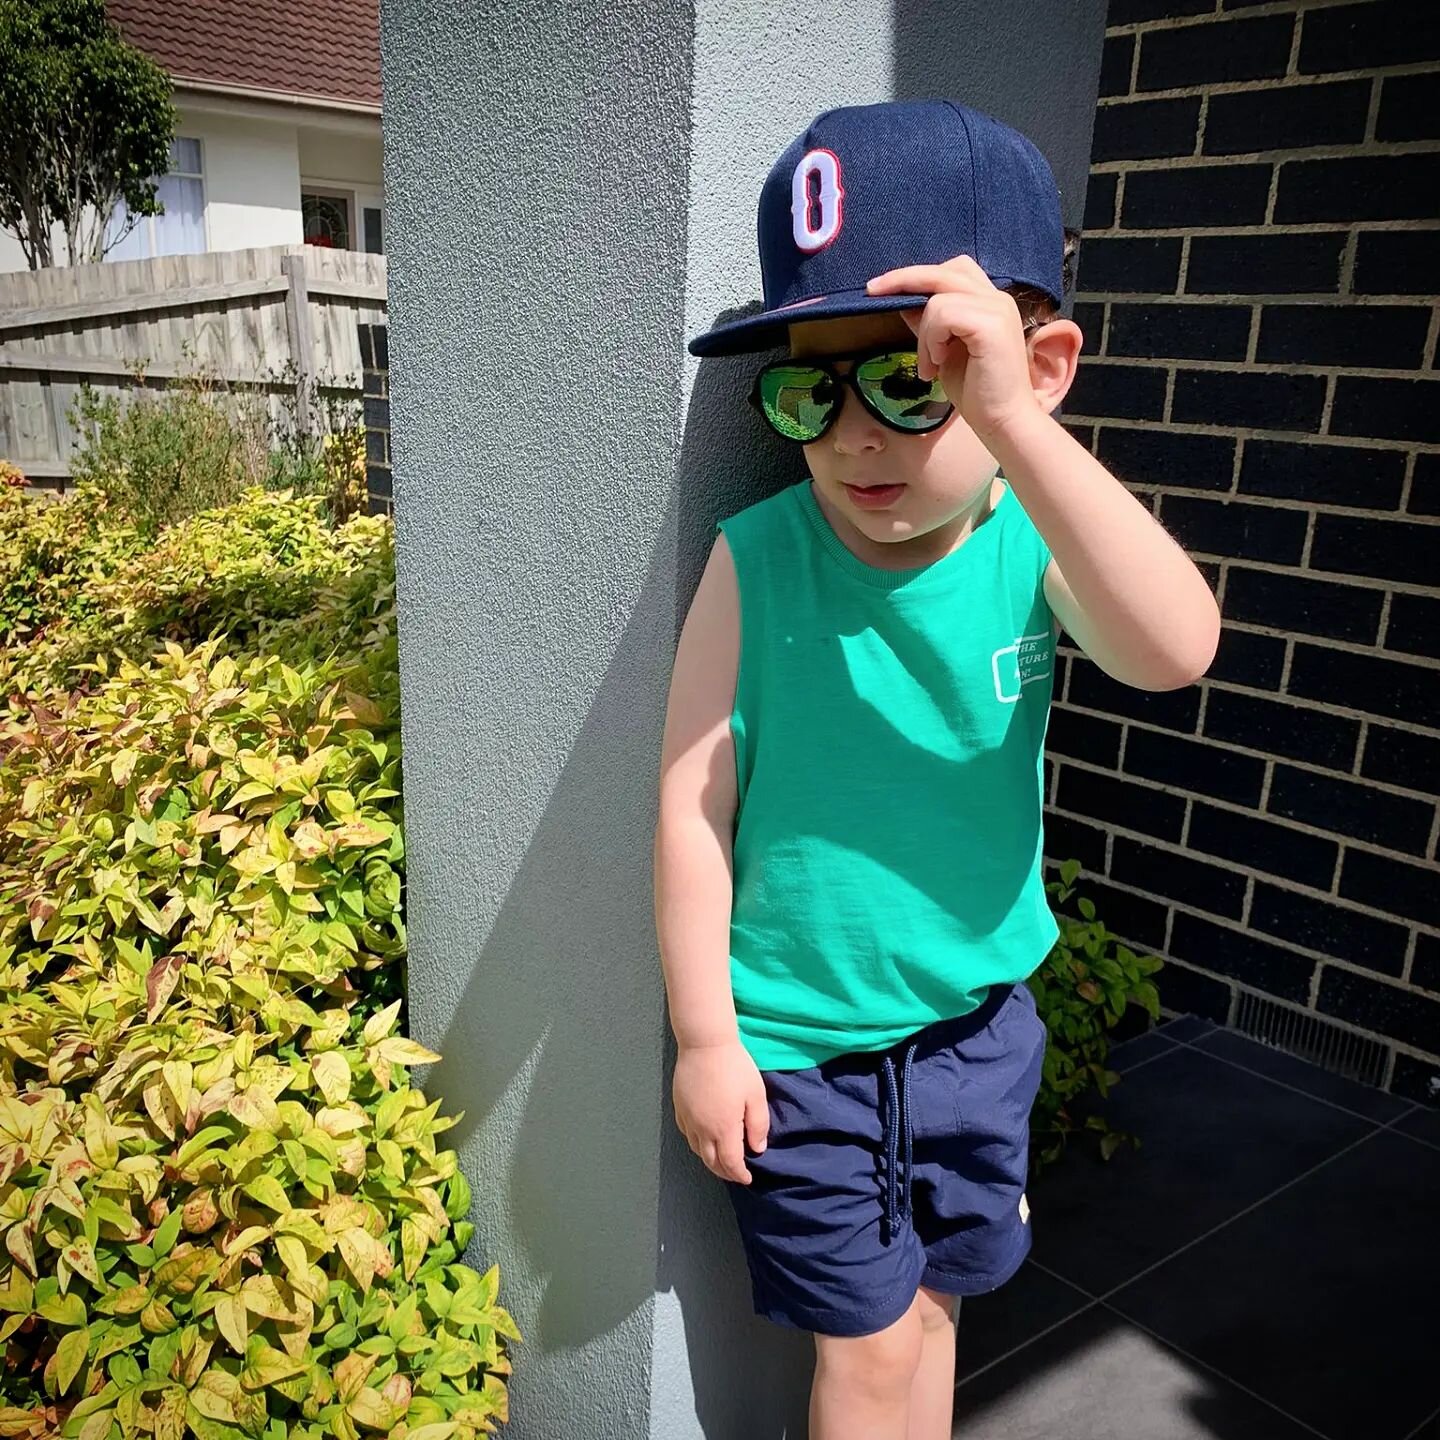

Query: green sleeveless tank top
[[716, 478, 1060, 1071]]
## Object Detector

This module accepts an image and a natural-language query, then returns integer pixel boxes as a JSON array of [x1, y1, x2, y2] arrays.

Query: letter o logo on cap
[[792, 148, 844, 253]]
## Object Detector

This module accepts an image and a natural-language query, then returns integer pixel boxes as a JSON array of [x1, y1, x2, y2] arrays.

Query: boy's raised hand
[[866, 253, 1045, 447], [673, 1038, 770, 1185]]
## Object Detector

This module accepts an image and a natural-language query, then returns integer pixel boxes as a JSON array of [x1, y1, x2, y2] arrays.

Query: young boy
[[654, 99, 1220, 1440]]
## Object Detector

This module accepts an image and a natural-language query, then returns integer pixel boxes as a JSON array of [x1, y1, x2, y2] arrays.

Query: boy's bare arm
[[655, 534, 770, 1184], [993, 410, 1221, 692], [655, 533, 742, 1049]]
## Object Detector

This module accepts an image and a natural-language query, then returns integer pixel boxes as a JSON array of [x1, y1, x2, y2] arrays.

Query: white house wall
[[200, 109, 304, 252], [0, 102, 382, 274]]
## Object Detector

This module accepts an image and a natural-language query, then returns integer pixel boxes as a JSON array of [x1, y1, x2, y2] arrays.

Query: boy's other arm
[[988, 412, 1221, 692], [655, 533, 769, 1184]]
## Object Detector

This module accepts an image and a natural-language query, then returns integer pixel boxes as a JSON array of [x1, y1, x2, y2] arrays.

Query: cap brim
[[689, 287, 979, 358]]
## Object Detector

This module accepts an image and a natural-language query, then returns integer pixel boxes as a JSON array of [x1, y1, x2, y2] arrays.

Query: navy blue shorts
[[724, 980, 1047, 1338]]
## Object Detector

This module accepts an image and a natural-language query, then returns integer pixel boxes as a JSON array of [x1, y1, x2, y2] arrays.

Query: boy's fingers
[[744, 1092, 769, 1154], [867, 257, 981, 295], [720, 1128, 754, 1186], [710, 1136, 751, 1185]]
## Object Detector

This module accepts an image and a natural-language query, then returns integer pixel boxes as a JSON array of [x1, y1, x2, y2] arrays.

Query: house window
[[363, 205, 384, 255], [105, 137, 206, 261], [302, 190, 352, 249]]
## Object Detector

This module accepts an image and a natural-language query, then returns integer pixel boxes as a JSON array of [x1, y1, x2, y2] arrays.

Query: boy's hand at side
[[674, 1038, 769, 1185], [865, 252, 1042, 448]]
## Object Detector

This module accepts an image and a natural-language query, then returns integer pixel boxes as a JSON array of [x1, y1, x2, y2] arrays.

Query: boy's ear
[[1026, 319, 1083, 413]]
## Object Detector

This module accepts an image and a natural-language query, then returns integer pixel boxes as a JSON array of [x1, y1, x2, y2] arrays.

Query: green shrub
[[1029, 859, 1164, 1168], [0, 488, 515, 1437], [65, 352, 366, 542], [0, 484, 389, 702]]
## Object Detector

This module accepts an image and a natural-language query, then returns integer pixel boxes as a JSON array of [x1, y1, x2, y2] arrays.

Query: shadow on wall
[[423, 305, 812, 1436], [653, 331, 814, 1438]]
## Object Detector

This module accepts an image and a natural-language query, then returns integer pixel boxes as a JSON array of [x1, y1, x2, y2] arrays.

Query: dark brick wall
[[1047, 0, 1440, 1104], [359, 324, 393, 518]]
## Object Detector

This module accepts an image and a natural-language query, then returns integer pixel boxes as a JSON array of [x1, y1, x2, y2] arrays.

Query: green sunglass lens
[[855, 352, 949, 429], [758, 366, 836, 441]]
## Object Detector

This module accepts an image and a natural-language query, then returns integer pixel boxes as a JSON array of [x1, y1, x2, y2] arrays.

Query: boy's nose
[[830, 397, 887, 455]]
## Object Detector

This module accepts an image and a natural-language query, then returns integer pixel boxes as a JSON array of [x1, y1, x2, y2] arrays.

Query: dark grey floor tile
[[954, 1260, 1092, 1385], [1394, 1103, 1440, 1149], [1107, 1028, 1176, 1073], [1027, 1044, 1372, 1296], [1156, 1014, 1218, 1043], [1192, 1027, 1412, 1123], [951, 1302, 1318, 1440], [1109, 1128, 1440, 1440]]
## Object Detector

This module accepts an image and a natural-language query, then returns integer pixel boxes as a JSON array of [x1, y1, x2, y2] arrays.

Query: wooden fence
[[0, 244, 386, 487]]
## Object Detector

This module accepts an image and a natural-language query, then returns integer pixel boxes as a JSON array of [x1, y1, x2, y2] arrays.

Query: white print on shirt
[[991, 631, 1054, 704]]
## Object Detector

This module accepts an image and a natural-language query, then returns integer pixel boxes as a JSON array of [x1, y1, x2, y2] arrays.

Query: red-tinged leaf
[[145, 954, 184, 1022]]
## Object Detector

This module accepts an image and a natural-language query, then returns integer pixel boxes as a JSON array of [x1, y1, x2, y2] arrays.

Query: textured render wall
[[381, 1, 1105, 1435], [379, 3, 693, 1436]]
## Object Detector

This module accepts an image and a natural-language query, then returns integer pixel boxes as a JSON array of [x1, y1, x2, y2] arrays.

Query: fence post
[[281, 249, 315, 438]]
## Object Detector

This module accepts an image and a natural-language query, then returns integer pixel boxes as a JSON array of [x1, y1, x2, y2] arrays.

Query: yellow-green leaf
[[376, 1036, 441, 1067], [242, 1273, 296, 1321], [152, 1387, 187, 1440], [52, 1324, 88, 1395], [361, 999, 402, 1047], [62, 1239, 102, 1288], [223, 1224, 271, 1257], [240, 1341, 305, 1390], [214, 1292, 248, 1354], [37, 1290, 86, 1327], [311, 1051, 350, 1106], [243, 1174, 291, 1212], [346, 1388, 397, 1432]]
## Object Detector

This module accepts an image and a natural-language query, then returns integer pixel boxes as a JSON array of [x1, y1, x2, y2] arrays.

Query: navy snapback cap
[[689, 99, 1065, 359]]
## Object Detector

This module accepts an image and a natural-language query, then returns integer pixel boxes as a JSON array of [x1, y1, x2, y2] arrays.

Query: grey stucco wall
[[380, 3, 1105, 1436]]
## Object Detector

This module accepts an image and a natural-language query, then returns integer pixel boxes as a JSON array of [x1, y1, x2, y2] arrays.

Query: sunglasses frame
[[747, 317, 1051, 444], [749, 345, 953, 444]]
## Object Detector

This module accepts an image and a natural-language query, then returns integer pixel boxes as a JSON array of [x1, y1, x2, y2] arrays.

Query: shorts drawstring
[[880, 1040, 918, 1245]]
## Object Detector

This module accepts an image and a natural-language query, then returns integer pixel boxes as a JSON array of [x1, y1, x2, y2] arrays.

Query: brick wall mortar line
[[1056, 683, 1440, 753], [1093, 423, 1436, 465], [1066, 352, 1440, 380], [1375, 592, 1395, 651], [1056, 866, 1437, 994], [1090, 141, 1440, 171], [1106, 0, 1378, 42], [1363, 72, 1382, 148], [1339, 227, 1358, 299], [1424, 305, 1440, 372], [1399, 451, 1415, 511], [1058, 696, 1440, 801], [1098, 66, 1440, 106]]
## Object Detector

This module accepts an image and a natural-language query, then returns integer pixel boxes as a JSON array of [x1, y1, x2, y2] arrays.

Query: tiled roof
[[105, 0, 381, 109]]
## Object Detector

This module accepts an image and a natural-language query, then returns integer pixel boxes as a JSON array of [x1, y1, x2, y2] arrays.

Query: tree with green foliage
[[0, 0, 175, 268]]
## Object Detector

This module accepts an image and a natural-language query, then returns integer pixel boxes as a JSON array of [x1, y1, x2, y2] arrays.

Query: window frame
[[107, 134, 210, 261]]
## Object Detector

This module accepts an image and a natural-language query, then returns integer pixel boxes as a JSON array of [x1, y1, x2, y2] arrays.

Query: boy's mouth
[[844, 482, 906, 510]]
